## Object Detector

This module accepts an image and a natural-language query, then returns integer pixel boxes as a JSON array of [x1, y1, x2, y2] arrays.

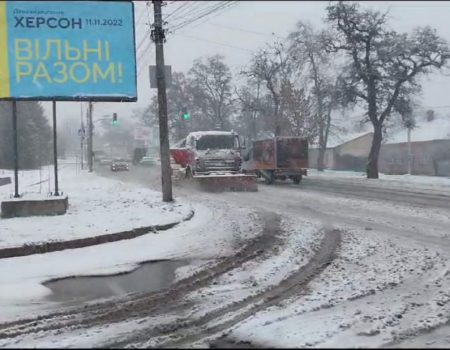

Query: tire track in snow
[[0, 211, 283, 342], [103, 229, 341, 348]]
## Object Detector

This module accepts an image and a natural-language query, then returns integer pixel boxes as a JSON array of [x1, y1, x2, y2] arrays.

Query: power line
[[169, 1, 235, 34], [163, 1, 191, 21], [135, 8, 147, 27], [170, 2, 233, 32], [207, 22, 287, 40], [137, 42, 153, 75], [166, 1, 213, 24], [423, 105, 450, 109], [135, 1, 155, 76], [172, 33, 253, 53], [174, 2, 238, 34]]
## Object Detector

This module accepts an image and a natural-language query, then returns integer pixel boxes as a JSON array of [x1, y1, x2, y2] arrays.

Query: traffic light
[[182, 107, 190, 121], [112, 113, 118, 126]]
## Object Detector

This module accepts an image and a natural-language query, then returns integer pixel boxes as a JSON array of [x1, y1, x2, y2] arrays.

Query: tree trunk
[[317, 147, 326, 172], [318, 106, 332, 172], [367, 124, 382, 179], [317, 122, 326, 172]]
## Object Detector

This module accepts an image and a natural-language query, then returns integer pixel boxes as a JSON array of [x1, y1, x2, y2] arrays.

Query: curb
[[0, 210, 195, 259]]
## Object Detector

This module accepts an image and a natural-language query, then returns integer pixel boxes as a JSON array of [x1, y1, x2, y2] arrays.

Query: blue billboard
[[0, 1, 137, 101]]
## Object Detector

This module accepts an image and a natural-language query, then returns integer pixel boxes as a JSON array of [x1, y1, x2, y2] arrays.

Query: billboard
[[0, 1, 137, 101]]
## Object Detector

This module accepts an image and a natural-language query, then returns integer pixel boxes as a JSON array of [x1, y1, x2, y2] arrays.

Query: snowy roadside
[[0, 199, 260, 323], [308, 168, 450, 193], [0, 161, 193, 249]]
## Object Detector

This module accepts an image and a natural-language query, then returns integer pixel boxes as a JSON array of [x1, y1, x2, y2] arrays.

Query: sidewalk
[[0, 161, 194, 257]]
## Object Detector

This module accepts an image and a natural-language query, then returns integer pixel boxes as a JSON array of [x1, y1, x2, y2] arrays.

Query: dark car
[[110, 158, 129, 172]]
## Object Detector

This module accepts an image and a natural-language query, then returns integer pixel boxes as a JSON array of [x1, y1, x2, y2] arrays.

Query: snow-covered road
[[0, 166, 449, 348]]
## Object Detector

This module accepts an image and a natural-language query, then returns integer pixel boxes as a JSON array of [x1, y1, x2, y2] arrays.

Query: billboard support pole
[[12, 100, 19, 198], [152, 0, 173, 203], [88, 101, 93, 173], [52, 100, 59, 196], [80, 103, 84, 170]]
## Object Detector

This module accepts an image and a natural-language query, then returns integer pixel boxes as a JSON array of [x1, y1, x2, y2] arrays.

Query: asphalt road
[[1, 165, 449, 348], [101, 165, 450, 255]]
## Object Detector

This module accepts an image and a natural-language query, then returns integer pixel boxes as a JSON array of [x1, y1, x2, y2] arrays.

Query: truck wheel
[[265, 170, 275, 185], [185, 167, 193, 179], [292, 175, 302, 184]]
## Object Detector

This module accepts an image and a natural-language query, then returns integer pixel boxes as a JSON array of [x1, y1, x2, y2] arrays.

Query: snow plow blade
[[193, 174, 258, 192]]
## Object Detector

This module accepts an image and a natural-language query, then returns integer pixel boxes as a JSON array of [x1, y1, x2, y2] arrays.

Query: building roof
[[385, 116, 450, 144]]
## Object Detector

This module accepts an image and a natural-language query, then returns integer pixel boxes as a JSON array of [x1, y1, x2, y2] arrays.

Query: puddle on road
[[43, 259, 188, 302]]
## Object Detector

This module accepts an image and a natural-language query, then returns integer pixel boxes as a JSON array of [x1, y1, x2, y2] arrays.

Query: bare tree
[[234, 77, 262, 140], [327, 1, 450, 178], [242, 42, 293, 136], [188, 55, 234, 131], [288, 21, 341, 171], [280, 82, 315, 139], [140, 72, 193, 141]]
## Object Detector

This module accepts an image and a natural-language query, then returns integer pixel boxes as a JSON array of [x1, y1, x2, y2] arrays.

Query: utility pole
[[152, 0, 173, 202], [88, 101, 94, 173]]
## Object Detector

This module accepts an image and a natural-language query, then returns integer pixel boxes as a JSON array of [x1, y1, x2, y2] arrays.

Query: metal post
[[80, 137, 84, 170], [12, 101, 19, 198], [152, 0, 173, 202], [80, 103, 84, 170], [88, 101, 93, 172], [52, 101, 59, 195], [407, 127, 412, 175]]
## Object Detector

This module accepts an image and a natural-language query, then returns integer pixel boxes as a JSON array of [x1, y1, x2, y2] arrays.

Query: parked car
[[139, 156, 156, 167], [110, 158, 129, 172]]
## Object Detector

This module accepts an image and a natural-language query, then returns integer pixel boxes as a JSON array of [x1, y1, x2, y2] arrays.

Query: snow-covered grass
[[308, 168, 450, 191], [0, 160, 193, 249]]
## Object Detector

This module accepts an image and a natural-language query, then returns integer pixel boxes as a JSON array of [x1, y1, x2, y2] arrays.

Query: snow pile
[[308, 168, 450, 191], [189, 131, 237, 140], [0, 162, 193, 249]]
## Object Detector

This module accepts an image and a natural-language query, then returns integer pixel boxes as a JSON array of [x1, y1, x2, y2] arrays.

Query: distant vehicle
[[139, 156, 156, 167], [93, 150, 108, 163], [110, 158, 129, 172], [133, 147, 147, 165], [99, 158, 113, 166]]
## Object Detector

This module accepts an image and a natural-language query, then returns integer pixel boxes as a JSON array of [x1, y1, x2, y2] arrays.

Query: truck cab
[[170, 131, 243, 176]]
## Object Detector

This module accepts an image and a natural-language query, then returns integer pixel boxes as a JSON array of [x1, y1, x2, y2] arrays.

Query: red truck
[[170, 131, 243, 177], [170, 131, 257, 192]]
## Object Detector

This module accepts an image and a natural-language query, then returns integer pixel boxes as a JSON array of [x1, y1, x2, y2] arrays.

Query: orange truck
[[241, 137, 308, 184]]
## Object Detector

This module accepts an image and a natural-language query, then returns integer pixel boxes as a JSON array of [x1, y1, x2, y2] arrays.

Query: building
[[379, 139, 450, 176], [309, 117, 450, 176], [309, 132, 373, 171]]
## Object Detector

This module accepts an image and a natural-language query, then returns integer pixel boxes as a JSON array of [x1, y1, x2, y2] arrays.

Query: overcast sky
[[48, 1, 450, 127]]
